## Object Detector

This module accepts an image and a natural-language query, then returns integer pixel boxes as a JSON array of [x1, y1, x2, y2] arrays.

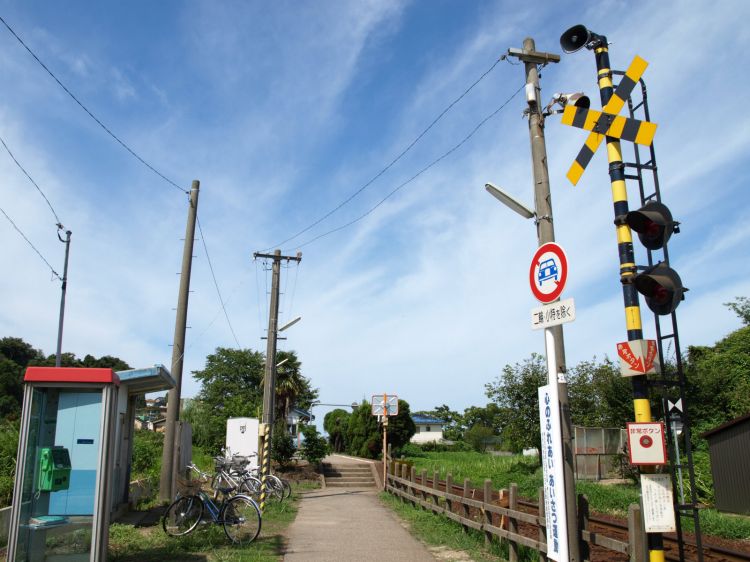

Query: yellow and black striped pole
[[259, 422, 271, 513], [592, 38, 664, 562]]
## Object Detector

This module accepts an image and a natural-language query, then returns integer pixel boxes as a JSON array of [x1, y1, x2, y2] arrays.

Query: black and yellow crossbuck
[[562, 55, 657, 185]]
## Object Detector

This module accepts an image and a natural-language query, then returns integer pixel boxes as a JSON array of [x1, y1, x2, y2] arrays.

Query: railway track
[[517, 499, 750, 562]]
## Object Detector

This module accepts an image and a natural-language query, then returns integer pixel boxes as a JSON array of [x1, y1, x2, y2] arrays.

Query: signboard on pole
[[371, 394, 398, 416], [617, 339, 660, 376], [538, 383, 569, 561], [529, 243, 568, 304], [627, 422, 667, 465], [531, 298, 576, 330], [641, 474, 677, 532]]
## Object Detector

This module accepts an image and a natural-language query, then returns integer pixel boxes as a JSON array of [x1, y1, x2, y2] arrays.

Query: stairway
[[321, 460, 376, 488]]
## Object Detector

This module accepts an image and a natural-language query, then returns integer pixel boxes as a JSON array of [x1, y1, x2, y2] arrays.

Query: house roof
[[412, 414, 445, 425], [116, 365, 175, 395], [700, 412, 750, 439], [287, 407, 314, 421]]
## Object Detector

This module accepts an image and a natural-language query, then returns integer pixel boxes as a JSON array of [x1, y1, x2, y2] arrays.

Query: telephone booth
[[6, 367, 120, 562]]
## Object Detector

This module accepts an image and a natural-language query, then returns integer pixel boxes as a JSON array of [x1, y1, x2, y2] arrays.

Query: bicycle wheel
[[222, 495, 262, 545], [265, 476, 284, 502], [163, 495, 203, 536], [281, 478, 292, 499], [239, 476, 262, 500]]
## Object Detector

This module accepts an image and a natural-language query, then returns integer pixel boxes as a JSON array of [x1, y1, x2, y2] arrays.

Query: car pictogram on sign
[[537, 259, 559, 286]]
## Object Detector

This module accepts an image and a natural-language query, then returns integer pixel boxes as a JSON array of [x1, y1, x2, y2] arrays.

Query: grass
[[401, 452, 750, 541], [380, 492, 538, 562], [109, 482, 318, 562]]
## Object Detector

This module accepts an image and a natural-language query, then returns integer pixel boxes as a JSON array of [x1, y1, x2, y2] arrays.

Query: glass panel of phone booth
[[14, 387, 103, 561]]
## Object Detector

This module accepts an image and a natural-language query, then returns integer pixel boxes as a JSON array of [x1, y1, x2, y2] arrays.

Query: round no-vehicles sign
[[529, 242, 568, 303]]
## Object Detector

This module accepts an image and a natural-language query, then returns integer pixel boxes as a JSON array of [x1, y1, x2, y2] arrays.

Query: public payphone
[[6, 367, 119, 562]]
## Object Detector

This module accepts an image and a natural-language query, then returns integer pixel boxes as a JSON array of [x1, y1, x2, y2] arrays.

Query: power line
[[0, 205, 61, 279], [0, 15, 188, 195], [288, 82, 525, 250], [0, 133, 63, 226], [196, 216, 241, 348], [265, 56, 505, 251]]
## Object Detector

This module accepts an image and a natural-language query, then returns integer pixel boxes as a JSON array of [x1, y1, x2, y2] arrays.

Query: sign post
[[372, 394, 398, 488], [530, 242, 572, 562]]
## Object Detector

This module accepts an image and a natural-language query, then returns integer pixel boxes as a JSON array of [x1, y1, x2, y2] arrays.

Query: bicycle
[[223, 453, 290, 502], [162, 464, 262, 544]]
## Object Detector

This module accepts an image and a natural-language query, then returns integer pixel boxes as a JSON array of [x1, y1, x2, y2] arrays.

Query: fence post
[[628, 503, 647, 562], [462, 478, 471, 534], [420, 469, 428, 508], [538, 487, 547, 562], [446, 473, 453, 516], [509, 483, 518, 562], [410, 466, 417, 508], [578, 494, 590, 562], [483, 479, 493, 547], [433, 471, 440, 506]]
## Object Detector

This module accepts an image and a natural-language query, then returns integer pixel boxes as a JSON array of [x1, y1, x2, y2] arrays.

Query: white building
[[411, 414, 445, 444]]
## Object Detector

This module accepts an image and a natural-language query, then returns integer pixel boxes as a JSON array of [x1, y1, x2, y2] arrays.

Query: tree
[[725, 296, 750, 325], [188, 347, 265, 453], [416, 405, 464, 440], [485, 353, 547, 453], [464, 424, 494, 453], [346, 402, 380, 459], [323, 409, 350, 452], [686, 325, 750, 439], [264, 350, 319, 424], [387, 400, 416, 451], [462, 403, 505, 435], [300, 425, 328, 465], [566, 357, 632, 428]]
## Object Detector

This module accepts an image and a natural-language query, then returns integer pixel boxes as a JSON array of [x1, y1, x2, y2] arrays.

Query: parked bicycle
[[220, 452, 292, 502], [162, 463, 262, 545]]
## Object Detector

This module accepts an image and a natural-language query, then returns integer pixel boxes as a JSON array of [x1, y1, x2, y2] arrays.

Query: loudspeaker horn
[[560, 25, 591, 53]]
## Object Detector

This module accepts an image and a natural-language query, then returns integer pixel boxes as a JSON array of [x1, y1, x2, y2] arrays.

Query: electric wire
[[0, 15, 188, 195], [0, 205, 61, 279], [265, 55, 505, 251], [288, 82, 525, 250], [0, 133, 63, 225], [196, 216, 241, 348]]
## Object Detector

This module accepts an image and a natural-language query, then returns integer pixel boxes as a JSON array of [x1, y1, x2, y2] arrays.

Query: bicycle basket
[[176, 476, 205, 494]]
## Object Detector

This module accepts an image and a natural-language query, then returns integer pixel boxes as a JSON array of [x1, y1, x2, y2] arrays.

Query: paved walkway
[[283, 457, 436, 562]]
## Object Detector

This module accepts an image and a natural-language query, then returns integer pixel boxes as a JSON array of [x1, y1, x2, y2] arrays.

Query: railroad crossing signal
[[562, 55, 656, 185]]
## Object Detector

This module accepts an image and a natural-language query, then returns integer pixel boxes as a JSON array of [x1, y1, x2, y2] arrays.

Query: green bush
[[131, 430, 163, 480], [300, 425, 328, 465], [272, 423, 296, 467], [0, 419, 19, 507], [394, 442, 426, 458]]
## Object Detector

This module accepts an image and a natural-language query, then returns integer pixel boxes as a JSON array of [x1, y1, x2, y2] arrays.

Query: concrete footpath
[[283, 465, 437, 561]]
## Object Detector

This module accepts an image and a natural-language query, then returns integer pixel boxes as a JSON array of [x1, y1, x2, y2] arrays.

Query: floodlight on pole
[[275, 358, 289, 368], [485, 183, 535, 220], [279, 316, 302, 332]]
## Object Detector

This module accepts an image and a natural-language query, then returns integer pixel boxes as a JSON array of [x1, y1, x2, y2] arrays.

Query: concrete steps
[[322, 461, 376, 488]]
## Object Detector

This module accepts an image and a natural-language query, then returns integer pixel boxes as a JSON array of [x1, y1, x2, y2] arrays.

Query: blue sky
[[0, 0, 748, 431]]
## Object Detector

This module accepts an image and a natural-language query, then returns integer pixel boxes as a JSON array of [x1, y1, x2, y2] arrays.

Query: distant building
[[411, 414, 445, 444], [287, 407, 313, 448], [701, 412, 750, 515]]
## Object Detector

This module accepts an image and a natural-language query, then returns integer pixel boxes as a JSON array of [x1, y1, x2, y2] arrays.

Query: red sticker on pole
[[529, 243, 568, 303]]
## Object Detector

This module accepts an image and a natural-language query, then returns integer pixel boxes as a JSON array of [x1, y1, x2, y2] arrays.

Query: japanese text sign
[[531, 298, 576, 330], [627, 422, 667, 465]]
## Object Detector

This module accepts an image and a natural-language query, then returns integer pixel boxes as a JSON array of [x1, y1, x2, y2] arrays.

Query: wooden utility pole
[[160, 180, 200, 502], [508, 38, 580, 562], [55, 226, 72, 367], [253, 248, 301, 511]]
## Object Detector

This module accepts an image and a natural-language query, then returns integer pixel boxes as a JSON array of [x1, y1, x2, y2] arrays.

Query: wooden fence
[[386, 460, 648, 562]]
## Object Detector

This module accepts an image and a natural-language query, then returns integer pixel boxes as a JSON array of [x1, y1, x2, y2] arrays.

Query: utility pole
[[160, 180, 200, 502], [55, 226, 72, 367], [253, 248, 301, 511], [508, 38, 580, 562]]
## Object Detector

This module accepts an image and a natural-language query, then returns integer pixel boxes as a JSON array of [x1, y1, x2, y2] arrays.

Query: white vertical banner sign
[[538, 381, 569, 561]]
